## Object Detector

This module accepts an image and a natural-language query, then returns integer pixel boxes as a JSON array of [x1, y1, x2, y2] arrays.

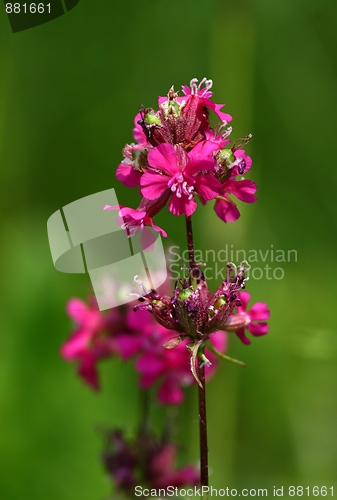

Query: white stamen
[[190, 78, 198, 94]]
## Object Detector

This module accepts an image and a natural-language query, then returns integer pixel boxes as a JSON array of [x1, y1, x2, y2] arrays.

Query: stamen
[[197, 77, 213, 96], [190, 78, 198, 95], [133, 275, 150, 296]]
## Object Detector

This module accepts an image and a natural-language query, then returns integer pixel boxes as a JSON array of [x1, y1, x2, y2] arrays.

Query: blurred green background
[[1, 0, 337, 498]]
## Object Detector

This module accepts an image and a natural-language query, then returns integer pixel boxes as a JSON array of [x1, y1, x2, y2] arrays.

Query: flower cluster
[[134, 262, 269, 385], [62, 264, 270, 395], [101, 428, 199, 495], [57, 77, 270, 495], [105, 77, 257, 237], [61, 293, 227, 404]]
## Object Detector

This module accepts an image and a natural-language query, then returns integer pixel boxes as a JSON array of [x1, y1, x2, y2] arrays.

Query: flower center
[[168, 174, 194, 199]]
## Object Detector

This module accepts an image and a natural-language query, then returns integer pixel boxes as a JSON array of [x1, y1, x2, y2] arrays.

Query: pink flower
[[104, 204, 167, 238], [182, 77, 233, 125], [140, 143, 221, 216], [214, 150, 257, 222], [132, 112, 149, 146], [61, 298, 106, 360], [116, 160, 142, 188], [147, 442, 199, 489], [104, 203, 167, 250], [61, 298, 119, 390], [116, 141, 146, 188], [223, 291, 270, 344], [61, 298, 139, 390], [102, 429, 199, 493], [135, 328, 227, 405]]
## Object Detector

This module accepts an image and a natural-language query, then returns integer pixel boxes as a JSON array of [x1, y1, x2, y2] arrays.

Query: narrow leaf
[[206, 341, 246, 367]]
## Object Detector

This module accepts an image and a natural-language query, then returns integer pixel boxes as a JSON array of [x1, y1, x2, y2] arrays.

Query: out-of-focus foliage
[[0, 0, 336, 498]]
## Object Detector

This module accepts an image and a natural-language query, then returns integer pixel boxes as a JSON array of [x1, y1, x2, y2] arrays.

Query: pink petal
[[153, 466, 199, 489], [206, 99, 232, 123], [214, 199, 240, 223], [234, 150, 252, 172], [225, 179, 257, 203], [66, 298, 88, 322], [147, 143, 178, 176], [127, 308, 151, 332], [133, 112, 147, 144], [150, 221, 167, 238], [103, 204, 121, 210], [209, 330, 228, 354], [135, 353, 165, 377], [115, 334, 142, 360], [119, 207, 146, 220], [194, 175, 222, 202], [141, 227, 156, 251], [188, 140, 221, 161], [236, 291, 250, 312], [248, 302, 270, 321], [247, 322, 269, 336], [185, 158, 215, 176], [141, 172, 169, 200], [139, 373, 158, 389], [235, 328, 251, 345], [158, 377, 184, 405], [150, 443, 175, 475], [78, 353, 100, 390], [169, 194, 197, 216], [116, 163, 141, 187], [61, 331, 91, 359]]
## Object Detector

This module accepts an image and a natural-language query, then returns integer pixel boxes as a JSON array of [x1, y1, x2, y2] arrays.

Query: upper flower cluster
[[106, 78, 257, 237]]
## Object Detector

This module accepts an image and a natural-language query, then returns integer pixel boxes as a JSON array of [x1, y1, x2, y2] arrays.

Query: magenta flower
[[113, 78, 258, 231], [116, 160, 142, 188], [132, 112, 149, 146], [116, 141, 147, 188], [135, 325, 227, 405], [104, 204, 167, 239], [140, 143, 221, 216], [102, 429, 199, 493], [181, 77, 232, 125], [147, 442, 199, 489], [61, 298, 119, 389], [223, 291, 270, 344], [214, 149, 257, 222], [61, 298, 106, 358], [61, 298, 143, 390]]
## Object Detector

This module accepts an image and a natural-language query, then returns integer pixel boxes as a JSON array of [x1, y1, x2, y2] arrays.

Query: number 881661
[[5, 3, 51, 14]]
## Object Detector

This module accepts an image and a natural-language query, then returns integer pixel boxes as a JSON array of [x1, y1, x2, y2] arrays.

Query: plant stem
[[198, 354, 209, 495], [138, 389, 150, 481], [185, 215, 209, 494], [185, 215, 196, 273]]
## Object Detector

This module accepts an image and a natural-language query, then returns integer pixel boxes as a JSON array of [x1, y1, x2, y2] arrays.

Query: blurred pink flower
[[224, 291, 270, 344]]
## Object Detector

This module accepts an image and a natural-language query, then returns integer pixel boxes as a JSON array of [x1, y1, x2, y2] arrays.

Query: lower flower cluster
[[62, 294, 226, 405], [61, 267, 269, 404], [102, 428, 199, 496]]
